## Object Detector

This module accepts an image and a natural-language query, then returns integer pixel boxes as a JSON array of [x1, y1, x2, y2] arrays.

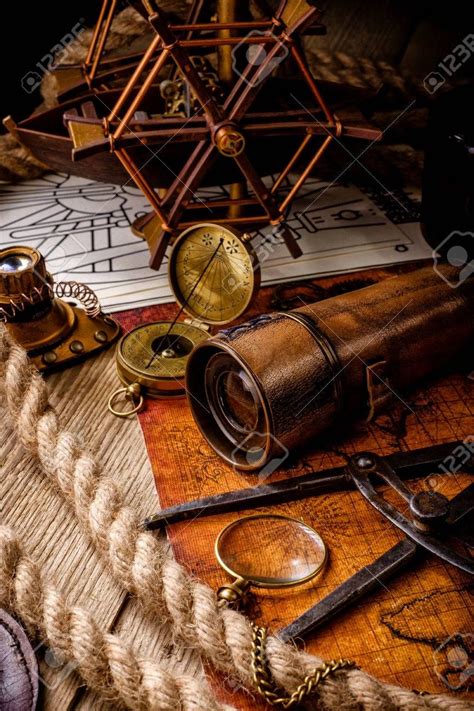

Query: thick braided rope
[[304, 46, 422, 99], [0, 326, 471, 710], [0, 526, 232, 711], [0, 134, 46, 183]]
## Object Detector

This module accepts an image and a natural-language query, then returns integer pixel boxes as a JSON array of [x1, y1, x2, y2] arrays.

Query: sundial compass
[[108, 223, 260, 415]]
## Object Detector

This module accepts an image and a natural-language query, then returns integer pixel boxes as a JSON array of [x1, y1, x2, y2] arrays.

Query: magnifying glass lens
[[216, 515, 326, 587]]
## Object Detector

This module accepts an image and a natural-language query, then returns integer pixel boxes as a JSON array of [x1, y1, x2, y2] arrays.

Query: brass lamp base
[[0, 245, 120, 372]]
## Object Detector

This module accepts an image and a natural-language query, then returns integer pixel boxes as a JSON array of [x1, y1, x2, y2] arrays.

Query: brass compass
[[108, 223, 260, 416], [169, 223, 259, 324]]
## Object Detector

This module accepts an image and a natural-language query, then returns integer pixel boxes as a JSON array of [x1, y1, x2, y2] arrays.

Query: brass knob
[[214, 125, 246, 158]]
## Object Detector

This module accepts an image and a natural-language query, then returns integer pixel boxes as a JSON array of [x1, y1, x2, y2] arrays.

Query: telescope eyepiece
[[206, 352, 262, 442]]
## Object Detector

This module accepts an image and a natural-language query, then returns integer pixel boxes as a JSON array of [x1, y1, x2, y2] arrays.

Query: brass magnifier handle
[[108, 383, 144, 418], [217, 577, 250, 608]]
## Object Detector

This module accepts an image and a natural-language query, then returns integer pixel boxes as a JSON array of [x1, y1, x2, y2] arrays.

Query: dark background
[[1, 0, 473, 125], [1, 2, 99, 123]]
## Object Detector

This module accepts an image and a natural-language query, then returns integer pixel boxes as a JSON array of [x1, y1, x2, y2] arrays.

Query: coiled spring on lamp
[[0, 284, 50, 322], [54, 281, 102, 318], [0, 282, 102, 322]]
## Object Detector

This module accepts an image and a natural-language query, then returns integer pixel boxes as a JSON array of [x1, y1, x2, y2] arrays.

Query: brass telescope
[[186, 265, 474, 471]]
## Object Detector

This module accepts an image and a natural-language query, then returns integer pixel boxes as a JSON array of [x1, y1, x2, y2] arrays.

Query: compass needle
[[146, 237, 224, 369]]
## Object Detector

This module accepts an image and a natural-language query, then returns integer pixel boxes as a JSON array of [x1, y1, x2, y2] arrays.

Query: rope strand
[[1, 326, 471, 710], [0, 526, 232, 711]]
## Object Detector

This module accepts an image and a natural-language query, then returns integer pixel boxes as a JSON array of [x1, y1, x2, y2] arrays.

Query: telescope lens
[[217, 369, 259, 433], [0, 253, 33, 273], [204, 352, 266, 455]]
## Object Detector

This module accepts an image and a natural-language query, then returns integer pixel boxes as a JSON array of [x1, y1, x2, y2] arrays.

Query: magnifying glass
[[215, 514, 327, 606], [214, 515, 356, 708]]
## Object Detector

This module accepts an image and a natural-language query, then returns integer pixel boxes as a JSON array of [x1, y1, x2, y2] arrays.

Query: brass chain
[[251, 623, 356, 709]]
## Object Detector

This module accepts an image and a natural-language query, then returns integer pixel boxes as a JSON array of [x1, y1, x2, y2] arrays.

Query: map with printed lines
[[127, 273, 474, 707], [0, 172, 431, 311]]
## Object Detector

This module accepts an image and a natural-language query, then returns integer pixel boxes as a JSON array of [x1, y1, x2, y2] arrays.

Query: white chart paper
[[0, 173, 432, 312]]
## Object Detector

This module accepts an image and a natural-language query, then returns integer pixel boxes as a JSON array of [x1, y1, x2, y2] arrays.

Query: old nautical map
[[116, 269, 474, 709], [0, 173, 431, 311]]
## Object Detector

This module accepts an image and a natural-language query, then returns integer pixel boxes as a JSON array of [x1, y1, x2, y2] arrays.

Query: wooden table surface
[[132, 266, 474, 709], [1, 348, 204, 711]]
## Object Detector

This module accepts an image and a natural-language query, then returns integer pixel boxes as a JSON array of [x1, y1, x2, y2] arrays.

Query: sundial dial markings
[[201, 253, 217, 317], [189, 251, 209, 308], [206, 249, 221, 316], [213, 249, 224, 314], [187, 248, 210, 290], [219, 250, 248, 266], [197, 242, 219, 316], [223, 259, 236, 316], [184, 245, 221, 261], [222, 246, 240, 306], [176, 233, 248, 311], [179, 240, 215, 275], [180, 257, 209, 282], [179, 238, 221, 276], [184, 246, 217, 258], [186, 237, 217, 252], [195, 256, 211, 314], [183, 236, 220, 313], [219, 257, 225, 319]]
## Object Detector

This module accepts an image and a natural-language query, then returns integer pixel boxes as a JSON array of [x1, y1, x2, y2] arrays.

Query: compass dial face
[[169, 224, 259, 325], [117, 321, 209, 395]]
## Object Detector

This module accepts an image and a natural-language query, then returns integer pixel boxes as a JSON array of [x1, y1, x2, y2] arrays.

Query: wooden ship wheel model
[[6, 0, 382, 270]]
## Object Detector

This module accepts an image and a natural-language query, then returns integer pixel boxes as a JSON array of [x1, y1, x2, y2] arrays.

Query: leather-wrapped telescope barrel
[[186, 265, 474, 471]]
